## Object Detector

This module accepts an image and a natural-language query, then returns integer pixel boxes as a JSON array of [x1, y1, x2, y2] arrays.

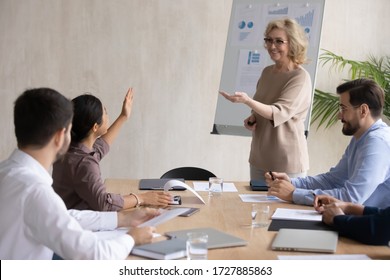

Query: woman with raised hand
[[53, 88, 172, 211]]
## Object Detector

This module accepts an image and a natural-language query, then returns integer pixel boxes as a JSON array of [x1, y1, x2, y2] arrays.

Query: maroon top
[[52, 138, 124, 211]]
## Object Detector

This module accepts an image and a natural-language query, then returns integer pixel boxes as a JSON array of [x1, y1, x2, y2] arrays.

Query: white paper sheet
[[278, 254, 371, 260], [239, 194, 284, 203], [230, 3, 262, 46], [138, 208, 191, 227], [235, 49, 265, 94], [271, 208, 322, 221], [164, 180, 206, 204], [192, 182, 238, 192]]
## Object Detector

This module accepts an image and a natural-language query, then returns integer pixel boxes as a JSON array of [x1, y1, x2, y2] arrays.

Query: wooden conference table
[[105, 179, 390, 260]]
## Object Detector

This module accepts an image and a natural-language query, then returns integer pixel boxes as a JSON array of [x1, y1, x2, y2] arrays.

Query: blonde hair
[[264, 18, 308, 65]]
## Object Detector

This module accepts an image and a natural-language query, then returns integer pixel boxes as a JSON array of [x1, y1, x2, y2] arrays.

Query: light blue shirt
[[292, 119, 390, 208]]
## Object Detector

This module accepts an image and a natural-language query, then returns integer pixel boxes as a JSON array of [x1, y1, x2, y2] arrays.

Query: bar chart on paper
[[296, 9, 314, 26]]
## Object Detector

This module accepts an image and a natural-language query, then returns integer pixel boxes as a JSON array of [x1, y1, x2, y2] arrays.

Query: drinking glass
[[186, 232, 208, 260], [208, 177, 223, 197], [251, 204, 270, 228]]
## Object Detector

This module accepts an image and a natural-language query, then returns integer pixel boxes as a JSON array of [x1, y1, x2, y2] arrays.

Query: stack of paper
[[271, 208, 322, 221]]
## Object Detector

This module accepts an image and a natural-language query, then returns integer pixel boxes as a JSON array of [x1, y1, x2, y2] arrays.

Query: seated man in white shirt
[[0, 88, 158, 260]]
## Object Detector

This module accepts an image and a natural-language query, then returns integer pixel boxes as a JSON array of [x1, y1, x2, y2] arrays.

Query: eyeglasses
[[264, 38, 288, 47], [338, 104, 361, 113]]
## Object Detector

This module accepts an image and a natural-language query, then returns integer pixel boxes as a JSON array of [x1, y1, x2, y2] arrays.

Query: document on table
[[271, 208, 322, 221], [278, 254, 371, 260], [94, 207, 190, 240], [139, 208, 191, 227], [239, 194, 284, 203], [192, 182, 238, 192]]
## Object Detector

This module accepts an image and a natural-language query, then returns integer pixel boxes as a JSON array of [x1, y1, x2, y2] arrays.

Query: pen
[[312, 192, 323, 207], [269, 171, 275, 181]]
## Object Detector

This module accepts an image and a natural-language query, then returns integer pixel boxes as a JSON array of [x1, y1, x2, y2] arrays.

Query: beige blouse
[[249, 65, 312, 173]]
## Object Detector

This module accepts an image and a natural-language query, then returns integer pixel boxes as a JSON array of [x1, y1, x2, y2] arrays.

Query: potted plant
[[311, 49, 390, 129]]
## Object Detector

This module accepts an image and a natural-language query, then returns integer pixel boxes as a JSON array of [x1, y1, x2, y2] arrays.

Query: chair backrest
[[160, 167, 217, 181]]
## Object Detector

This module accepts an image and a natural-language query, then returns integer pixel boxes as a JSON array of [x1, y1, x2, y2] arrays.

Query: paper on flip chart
[[164, 180, 206, 204], [271, 208, 322, 221]]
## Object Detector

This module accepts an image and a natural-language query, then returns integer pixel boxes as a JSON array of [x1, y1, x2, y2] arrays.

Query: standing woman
[[220, 18, 311, 183], [52, 88, 172, 211]]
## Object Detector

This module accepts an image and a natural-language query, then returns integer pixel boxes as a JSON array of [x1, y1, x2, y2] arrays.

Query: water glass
[[208, 177, 223, 196], [251, 204, 270, 228], [186, 232, 208, 260]]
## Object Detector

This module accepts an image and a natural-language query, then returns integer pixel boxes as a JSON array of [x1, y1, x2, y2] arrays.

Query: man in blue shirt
[[266, 78, 390, 208]]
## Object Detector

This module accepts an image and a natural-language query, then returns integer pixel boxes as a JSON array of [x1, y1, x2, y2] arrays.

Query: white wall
[[0, 0, 389, 181]]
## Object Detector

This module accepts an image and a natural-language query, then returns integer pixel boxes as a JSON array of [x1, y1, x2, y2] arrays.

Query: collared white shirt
[[0, 149, 133, 259]]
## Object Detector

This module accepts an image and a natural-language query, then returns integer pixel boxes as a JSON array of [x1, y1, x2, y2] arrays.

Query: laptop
[[250, 179, 268, 191], [165, 227, 247, 249], [271, 228, 338, 253], [138, 178, 186, 191]]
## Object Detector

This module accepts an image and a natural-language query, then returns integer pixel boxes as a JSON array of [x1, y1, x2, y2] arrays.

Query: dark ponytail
[[71, 94, 103, 142]]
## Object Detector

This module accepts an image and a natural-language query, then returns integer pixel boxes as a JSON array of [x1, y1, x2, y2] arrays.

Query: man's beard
[[55, 137, 70, 161], [342, 120, 359, 136]]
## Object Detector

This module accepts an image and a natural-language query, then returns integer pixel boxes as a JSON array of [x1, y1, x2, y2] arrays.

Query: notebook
[[165, 227, 247, 249], [131, 238, 187, 260], [138, 178, 186, 190], [271, 228, 338, 253], [268, 219, 333, 232]]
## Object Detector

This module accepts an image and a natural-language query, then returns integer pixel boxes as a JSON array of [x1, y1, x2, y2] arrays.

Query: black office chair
[[160, 167, 217, 181]]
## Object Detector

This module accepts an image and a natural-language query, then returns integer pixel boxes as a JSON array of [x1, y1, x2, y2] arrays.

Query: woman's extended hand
[[219, 90, 251, 104]]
